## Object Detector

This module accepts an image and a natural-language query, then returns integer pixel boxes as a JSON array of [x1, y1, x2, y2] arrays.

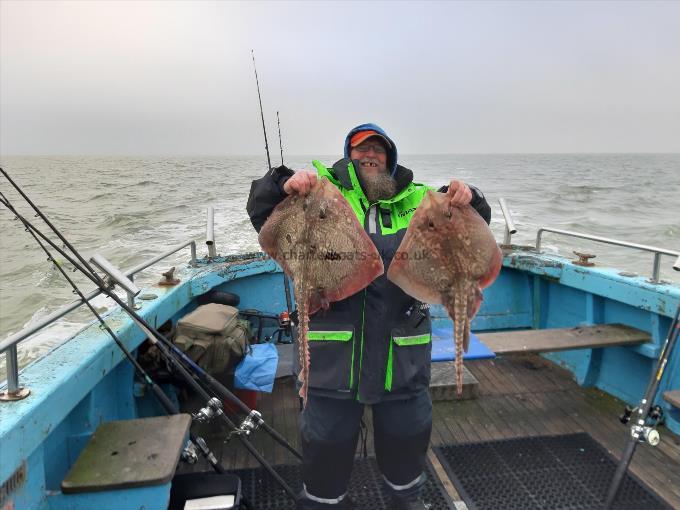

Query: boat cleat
[[158, 266, 180, 286], [573, 251, 596, 266]]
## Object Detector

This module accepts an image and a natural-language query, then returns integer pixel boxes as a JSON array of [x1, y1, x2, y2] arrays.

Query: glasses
[[353, 143, 387, 155]]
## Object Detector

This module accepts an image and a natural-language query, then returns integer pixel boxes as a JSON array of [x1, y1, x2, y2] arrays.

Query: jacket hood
[[343, 123, 398, 176]]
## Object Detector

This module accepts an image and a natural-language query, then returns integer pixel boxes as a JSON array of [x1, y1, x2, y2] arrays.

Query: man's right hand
[[283, 170, 318, 195]]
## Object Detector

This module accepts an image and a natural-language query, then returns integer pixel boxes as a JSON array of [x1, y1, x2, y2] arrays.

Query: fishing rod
[[250, 55, 296, 342], [251, 49, 272, 171], [0, 190, 299, 503], [604, 303, 680, 509], [274, 110, 294, 327], [0, 166, 300, 460], [0, 171, 301, 501], [277, 110, 284, 166], [0, 189, 224, 475]]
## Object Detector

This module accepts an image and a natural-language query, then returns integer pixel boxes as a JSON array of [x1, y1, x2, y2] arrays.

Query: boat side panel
[[47, 482, 171, 510], [505, 252, 680, 433], [429, 267, 534, 331], [2, 446, 48, 510], [0, 258, 276, 508]]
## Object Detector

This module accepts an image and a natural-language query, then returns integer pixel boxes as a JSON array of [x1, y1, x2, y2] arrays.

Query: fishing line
[[251, 49, 272, 171], [0, 171, 301, 500], [277, 110, 284, 166], [0, 166, 300, 460], [0, 191, 299, 501], [250, 54, 296, 346], [605, 303, 680, 508], [0, 188, 224, 473]]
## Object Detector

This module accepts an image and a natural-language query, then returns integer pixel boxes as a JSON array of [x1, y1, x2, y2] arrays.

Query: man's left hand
[[447, 179, 472, 207]]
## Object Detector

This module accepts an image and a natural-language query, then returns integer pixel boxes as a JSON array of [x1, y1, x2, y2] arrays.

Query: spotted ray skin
[[258, 178, 384, 405], [387, 190, 502, 396]]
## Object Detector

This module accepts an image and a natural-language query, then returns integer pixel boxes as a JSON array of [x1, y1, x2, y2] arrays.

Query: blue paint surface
[[2, 249, 680, 509]]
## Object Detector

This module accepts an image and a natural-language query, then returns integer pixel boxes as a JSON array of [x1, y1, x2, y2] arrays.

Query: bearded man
[[247, 123, 491, 509]]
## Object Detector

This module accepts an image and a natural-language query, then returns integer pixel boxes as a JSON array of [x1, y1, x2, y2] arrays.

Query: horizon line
[[2, 151, 680, 158]]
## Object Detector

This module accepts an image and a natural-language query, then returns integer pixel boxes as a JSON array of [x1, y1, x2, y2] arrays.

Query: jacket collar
[[331, 158, 415, 204]]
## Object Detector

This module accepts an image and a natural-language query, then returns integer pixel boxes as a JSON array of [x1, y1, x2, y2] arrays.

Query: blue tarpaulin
[[431, 326, 495, 361], [234, 343, 279, 393]]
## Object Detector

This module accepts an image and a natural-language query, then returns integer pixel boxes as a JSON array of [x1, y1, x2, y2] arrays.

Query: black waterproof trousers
[[298, 390, 432, 509]]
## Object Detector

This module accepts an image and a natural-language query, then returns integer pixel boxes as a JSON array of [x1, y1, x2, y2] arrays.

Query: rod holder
[[498, 198, 517, 246], [206, 206, 217, 259], [90, 254, 141, 297], [674, 255, 680, 272]]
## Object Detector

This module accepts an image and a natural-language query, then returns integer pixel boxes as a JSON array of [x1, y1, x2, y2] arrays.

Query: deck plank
[[183, 352, 680, 508]]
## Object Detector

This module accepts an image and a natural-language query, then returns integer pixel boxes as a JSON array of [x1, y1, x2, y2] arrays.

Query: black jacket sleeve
[[246, 165, 295, 233], [436, 184, 491, 225]]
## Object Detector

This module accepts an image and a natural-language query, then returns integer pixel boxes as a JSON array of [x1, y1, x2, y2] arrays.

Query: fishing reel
[[620, 404, 663, 424], [279, 311, 292, 331], [620, 404, 663, 446], [181, 440, 198, 464], [238, 410, 263, 436], [193, 397, 223, 423], [226, 410, 263, 441]]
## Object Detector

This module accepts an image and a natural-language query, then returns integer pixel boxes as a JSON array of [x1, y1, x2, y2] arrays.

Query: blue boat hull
[[1, 250, 678, 509]]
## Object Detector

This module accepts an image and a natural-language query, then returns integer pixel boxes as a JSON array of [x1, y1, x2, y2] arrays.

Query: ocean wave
[[2, 153, 679, 356]]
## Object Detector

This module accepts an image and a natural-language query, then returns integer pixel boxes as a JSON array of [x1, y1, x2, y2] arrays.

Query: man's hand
[[447, 179, 472, 207], [283, 170, 318, 195]]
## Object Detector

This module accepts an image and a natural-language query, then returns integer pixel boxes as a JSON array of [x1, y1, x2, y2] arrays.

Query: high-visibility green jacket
[[247, 159, 490, 403]]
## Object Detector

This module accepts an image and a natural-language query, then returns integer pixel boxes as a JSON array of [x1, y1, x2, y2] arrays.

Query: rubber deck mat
[[434, 433, 672, 510], [232, 456, 454, 509]]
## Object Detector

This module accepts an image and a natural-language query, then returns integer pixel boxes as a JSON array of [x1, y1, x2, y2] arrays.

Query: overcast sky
[[1, 1, 679, 155]]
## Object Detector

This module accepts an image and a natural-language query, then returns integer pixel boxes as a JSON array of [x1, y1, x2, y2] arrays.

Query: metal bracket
[[0, 387, 31, 402]]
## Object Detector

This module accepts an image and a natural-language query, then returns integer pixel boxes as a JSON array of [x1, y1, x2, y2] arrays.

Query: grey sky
[[1, 0, 679, 155]]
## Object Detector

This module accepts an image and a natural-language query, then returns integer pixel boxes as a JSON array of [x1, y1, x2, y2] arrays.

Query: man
[[247, 123, 491, 509]]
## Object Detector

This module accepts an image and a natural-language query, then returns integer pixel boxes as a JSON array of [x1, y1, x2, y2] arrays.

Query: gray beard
[[360, 170, 397, 202]]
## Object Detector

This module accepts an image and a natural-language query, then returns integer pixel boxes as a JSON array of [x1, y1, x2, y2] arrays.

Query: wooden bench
[[664, 390, 680, 409], [428, 324, 649, 400], [62, 414, 191, 494], [477, 324, 650, 355]]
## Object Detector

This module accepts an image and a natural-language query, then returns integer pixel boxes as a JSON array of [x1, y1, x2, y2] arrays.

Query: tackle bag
[[173, 303, 249, 375]]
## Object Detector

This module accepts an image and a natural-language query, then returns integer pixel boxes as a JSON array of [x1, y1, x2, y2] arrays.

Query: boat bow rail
[[0, 239, 198, 401], [535, 226, 680, 283]]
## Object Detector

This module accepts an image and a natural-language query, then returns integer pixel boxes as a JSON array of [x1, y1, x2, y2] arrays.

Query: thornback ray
[[258, 178, 384, 405], [387, 190, 502, 397]]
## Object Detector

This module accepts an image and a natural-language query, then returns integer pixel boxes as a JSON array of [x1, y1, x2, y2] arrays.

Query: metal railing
[[206, 206, 217, 259], [498, 198, 517, 245], [1, 239, 197, 399], [536, 227, 680, 282]]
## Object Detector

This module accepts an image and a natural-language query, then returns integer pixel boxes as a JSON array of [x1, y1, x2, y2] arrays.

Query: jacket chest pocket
[[385, 321, 432, 393], [307, 325, 354, 391]]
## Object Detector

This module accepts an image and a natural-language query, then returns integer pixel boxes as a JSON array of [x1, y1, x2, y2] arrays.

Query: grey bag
[[174, 303, 249, 375]]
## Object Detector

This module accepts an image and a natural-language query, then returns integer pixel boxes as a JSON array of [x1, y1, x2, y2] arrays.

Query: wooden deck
[[184, 354, 680, 508]]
